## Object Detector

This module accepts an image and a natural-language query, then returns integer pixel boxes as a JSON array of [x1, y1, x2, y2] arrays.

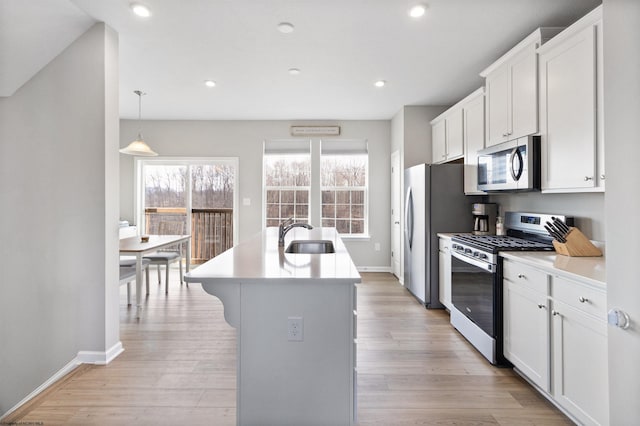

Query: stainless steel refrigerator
[[403, 163, 481, 308]]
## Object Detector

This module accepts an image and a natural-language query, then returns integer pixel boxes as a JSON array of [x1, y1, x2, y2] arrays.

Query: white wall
[[603, 0, 640, 422], [0, 23, 119, 416], [119, 120, 391, 268], [489, 192, 605, 241]]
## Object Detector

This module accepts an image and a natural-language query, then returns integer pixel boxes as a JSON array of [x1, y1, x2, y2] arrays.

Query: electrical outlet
[[243, 198, 251, 206], [287, 316, 303, 341], [374, 242, 381, 251]]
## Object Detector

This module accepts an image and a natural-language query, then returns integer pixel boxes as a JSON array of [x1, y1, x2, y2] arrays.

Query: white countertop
[[437, 232, 606, 288], [185, 227, 361, 283], [500, 251, 606, 288]]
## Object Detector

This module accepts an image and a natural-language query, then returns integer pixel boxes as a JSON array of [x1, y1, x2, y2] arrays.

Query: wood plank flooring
[[10, 272, 572, 425]]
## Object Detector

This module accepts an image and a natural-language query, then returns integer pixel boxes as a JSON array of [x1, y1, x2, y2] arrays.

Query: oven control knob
[[473, 251, 479, 257], [480, 253, 488, 260], [464, 248, 472, 255]]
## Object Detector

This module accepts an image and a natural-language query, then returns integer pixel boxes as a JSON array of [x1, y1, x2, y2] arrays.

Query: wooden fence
[[144, 207, 233, 264]]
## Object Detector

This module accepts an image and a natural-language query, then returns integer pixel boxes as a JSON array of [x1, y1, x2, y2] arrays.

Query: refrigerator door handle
[[404, 186, 413, 249]]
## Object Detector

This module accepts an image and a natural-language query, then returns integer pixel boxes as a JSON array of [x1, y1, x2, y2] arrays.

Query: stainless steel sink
[[285, 240, 336, 254]]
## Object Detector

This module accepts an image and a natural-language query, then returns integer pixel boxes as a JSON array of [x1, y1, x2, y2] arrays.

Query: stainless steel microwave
[[477, 136, 540, 192]]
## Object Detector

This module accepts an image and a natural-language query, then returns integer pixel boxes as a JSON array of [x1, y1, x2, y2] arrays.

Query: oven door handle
[[451, 250, 494, 272]]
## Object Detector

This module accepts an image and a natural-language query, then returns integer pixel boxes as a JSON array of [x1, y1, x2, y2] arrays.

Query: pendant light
[[119, 90, 158, 156]]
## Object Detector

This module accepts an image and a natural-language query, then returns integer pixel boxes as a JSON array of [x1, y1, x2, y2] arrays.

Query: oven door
[[450, 250, 497, 337]]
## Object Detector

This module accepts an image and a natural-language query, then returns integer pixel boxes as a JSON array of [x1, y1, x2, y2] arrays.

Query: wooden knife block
[[552, 227, 602, 257]]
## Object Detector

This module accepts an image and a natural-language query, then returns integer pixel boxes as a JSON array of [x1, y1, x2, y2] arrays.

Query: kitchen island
[[185, 227, 361, 426]]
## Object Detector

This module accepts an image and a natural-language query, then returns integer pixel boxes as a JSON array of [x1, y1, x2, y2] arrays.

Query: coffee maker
[[472, 203, 498, 235]]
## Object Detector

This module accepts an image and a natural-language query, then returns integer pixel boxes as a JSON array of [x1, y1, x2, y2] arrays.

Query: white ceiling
[[1, 0, 601, 120]]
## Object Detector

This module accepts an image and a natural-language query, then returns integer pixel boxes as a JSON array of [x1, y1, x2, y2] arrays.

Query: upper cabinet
[[431, 107, 463, 164], [538, 6, 604, 192], [462, 88, 486, 195], [481, 28, 563, 147]]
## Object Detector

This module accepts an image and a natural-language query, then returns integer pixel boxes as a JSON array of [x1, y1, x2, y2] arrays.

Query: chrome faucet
[[278, 218, 313, 247]]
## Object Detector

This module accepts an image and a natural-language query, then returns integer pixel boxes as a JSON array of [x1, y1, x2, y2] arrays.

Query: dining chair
[[143, 220, 185, 294], [119, 258, 151, 305]]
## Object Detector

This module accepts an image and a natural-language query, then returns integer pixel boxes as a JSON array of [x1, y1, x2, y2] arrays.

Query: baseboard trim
[[0, 357, 80, 422], [356, 266, 392, 273], [77, 341, 124, 365], [0, 341, 124, 422]]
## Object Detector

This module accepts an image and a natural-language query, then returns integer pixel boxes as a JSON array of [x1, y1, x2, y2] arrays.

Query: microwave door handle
[[509, 147, 524, 181], [404, 187, 413, 249]]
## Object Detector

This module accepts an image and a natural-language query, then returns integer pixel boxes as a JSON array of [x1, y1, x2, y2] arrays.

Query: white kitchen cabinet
[[431, 107, 463, 164], [462, 88, 486, 194], [538, 6, 604, 192], [503, 260, 550, 392], [551, 275, 608, 426], [481, 28, 562, 147], [501, 254, 609, 426], [438, 237, 452, 310]]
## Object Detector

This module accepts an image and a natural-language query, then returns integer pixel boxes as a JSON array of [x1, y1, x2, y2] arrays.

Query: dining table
[[119, 234, 191, 317]]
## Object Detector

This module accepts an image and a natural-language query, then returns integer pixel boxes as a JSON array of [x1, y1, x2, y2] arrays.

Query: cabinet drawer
[[552, 276, 606, 319], [503, 259, 549, 293], [439, 238, 450, 251]]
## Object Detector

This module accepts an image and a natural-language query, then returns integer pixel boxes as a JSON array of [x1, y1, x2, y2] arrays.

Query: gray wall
[[119, 120, 391, 268], [0, 24, 119, 416]]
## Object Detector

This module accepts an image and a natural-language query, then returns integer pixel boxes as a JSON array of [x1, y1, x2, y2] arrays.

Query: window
[[321, 140, 368, 235], [262, 139, 368, 237], [263, 140, 311, 227], [137, 158, 238, 263]]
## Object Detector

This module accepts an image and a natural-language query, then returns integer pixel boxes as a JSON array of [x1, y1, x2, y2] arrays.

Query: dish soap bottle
[[496, 217, 505, 236]]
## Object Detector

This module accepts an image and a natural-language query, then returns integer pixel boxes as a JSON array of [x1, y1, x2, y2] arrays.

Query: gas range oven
[[449, 211, 573, 365]]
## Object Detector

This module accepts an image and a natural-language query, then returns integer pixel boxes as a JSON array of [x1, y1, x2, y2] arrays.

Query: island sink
[[285, 239, 336, 254]]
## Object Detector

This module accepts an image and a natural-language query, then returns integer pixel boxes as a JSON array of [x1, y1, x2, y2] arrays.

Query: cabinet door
[[551, 300, 608, 426], [540, 26, 597, 190], [485, 67, 510, 147], [510, 43, 539, 140], [438, 240, 452, 310], [445, 108, 464, 159], [432, 120, 447, 163], [463, 94, 486, 194], [503, 280, 550, 391]]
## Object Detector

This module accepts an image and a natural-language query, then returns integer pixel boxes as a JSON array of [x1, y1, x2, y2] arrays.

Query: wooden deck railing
[[144, 207, 233, 264]]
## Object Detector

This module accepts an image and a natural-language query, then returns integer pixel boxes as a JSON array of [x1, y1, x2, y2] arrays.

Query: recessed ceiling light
[[409, 4, 427, 18], [374, 80, 386, 88], [204, 80, 216, 88], [130, 3, 152, 18], [288, 68, 301, 75], [277, 22, 295, 33]]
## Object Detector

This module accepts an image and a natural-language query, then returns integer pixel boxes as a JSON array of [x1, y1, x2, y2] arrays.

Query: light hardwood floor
[[10, 272, 572, 425]]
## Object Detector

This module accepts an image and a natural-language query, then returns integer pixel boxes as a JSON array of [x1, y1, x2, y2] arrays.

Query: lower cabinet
[[438, 237, 452, 310], [502, 257, 608, 425]]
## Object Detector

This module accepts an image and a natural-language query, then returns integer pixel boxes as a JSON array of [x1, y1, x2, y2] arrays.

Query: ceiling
[[1, 0, 601, 120]]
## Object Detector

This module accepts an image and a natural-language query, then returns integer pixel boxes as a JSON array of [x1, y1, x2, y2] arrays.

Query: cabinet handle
[[517, 274, 525, 279], [600, 174, 605, 180], [502, 132, 509, 137], [552, 310, 560, 316], [537, 304, 546, 310], [584, 176, 593, 181], [578, 296, 589, 303]]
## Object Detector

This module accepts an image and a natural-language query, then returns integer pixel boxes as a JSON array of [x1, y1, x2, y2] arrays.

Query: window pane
[[322, 204, 335, 218], [322, 219, 336, 228], [281, 204, 294, 218], [266, 190, 280, 203], [264, 153, 310, 226], [320, 152, 367, 235], [336, 191, 350, 204], [336, 220, 350, 233], [351, 220, 364, 234], [351, 190, 365, 204], [322, 190, 335, 203], [191, 164, 234, 209], [335, 204, 350, 219], [281, 190, 294, 203], [352, 205, 364, 219]]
